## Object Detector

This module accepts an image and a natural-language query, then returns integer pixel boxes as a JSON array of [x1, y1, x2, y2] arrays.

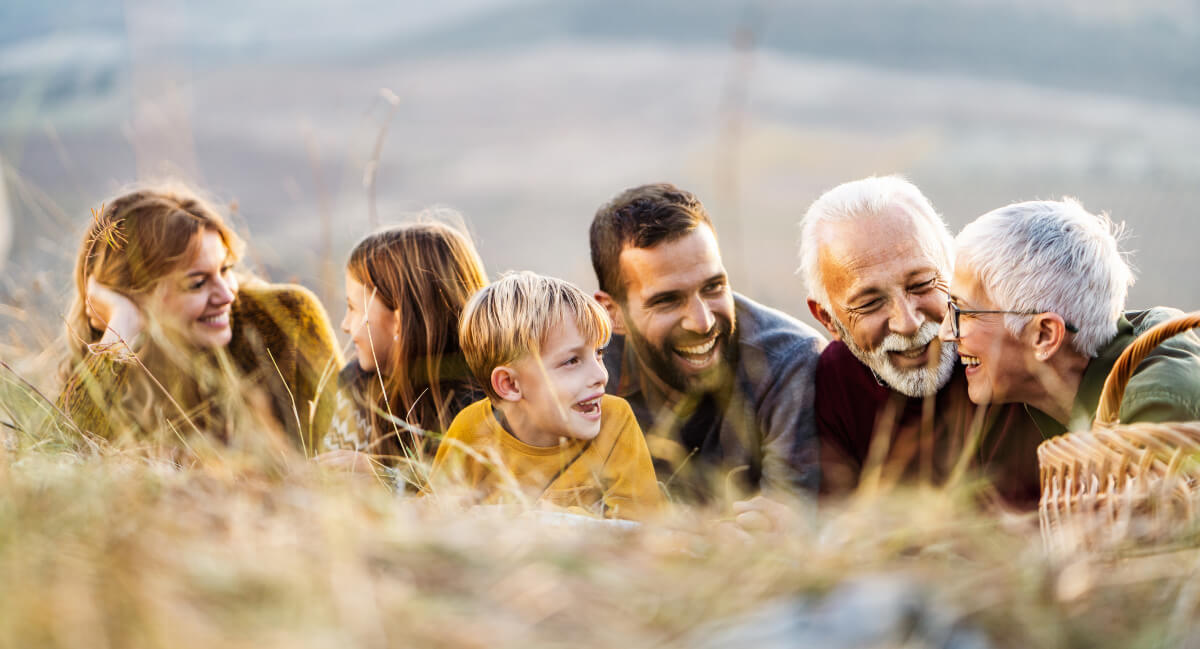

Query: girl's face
[[149, 229, 239, 348], [341, 271, 397, 373]]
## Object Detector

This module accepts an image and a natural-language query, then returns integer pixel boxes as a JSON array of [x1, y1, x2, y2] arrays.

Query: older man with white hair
[[940, 198, 1200, 437], [800, 176, 1040, 505]]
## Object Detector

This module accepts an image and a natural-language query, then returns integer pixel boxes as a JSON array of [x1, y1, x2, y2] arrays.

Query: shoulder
[[731, 293, 826, 393], [444, 398, 494, 443], [597, 395, 644, 453], [600, 394, 637, 426], [733, 293, 826, 358], [235, 281, 330, 331], [1122, 308, 1200, 422]]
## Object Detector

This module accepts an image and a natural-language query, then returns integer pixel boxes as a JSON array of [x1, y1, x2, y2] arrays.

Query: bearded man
[[591, 183, 826, 501], [800, 176, 1040, 506]]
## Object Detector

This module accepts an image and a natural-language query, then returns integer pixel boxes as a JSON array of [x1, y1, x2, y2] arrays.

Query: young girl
[[320, 221, 488, 487], [59, 185, 342, 452]]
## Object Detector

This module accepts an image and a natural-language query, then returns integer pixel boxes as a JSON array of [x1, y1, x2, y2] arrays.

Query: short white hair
[[955, 198, 1133, 358], [799, 175, 953, 310]]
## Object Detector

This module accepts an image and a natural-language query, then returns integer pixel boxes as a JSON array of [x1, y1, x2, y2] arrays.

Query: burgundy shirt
[[815, 340, 1043, 508]]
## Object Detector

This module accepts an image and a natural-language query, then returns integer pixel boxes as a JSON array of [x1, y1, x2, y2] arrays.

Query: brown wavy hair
[[345, 221, 487, 462], [68, 186, 244, 359], [63, 185, 246, 440]]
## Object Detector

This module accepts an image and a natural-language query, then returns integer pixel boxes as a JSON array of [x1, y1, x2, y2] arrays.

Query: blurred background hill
[[2, 0, 1198, 353]]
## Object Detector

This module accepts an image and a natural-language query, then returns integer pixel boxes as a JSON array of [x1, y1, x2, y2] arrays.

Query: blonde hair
[[459, 271, 612, 401], [345, 221, 488, 459]]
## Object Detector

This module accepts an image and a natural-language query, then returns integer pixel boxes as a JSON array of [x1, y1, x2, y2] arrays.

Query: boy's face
[[508, 318, 609, 446]]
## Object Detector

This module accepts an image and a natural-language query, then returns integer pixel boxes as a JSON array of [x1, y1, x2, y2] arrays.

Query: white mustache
[[877, 321, 941, 354]]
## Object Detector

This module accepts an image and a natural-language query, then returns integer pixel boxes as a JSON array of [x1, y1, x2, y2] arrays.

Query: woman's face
[[939, 261, 1038, 406], [341, 272, 397, 373], [149, 229, 239, 348]]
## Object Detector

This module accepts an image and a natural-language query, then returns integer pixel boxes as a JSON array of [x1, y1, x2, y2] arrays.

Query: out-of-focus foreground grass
[[1, 382, 1199, 649]]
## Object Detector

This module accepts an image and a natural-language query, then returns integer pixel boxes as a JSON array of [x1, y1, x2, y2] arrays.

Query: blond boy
[[430, 272, 662, 520]]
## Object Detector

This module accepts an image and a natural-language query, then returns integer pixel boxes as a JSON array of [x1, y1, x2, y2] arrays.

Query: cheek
[[853, 314, 889, 350], [916, 293, 947, 324]]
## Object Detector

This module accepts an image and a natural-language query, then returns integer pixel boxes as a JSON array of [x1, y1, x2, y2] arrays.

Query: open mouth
[[573, 396, 602, 417], [674, 336, 719, 368], [198, 312, 230, 327], [889, 341, 930, 360], [959, 354, 980, 367]]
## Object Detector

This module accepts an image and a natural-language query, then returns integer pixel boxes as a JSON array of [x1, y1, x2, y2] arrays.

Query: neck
[[492, 402, 563, 448], [1026, 350, 1090, 426]]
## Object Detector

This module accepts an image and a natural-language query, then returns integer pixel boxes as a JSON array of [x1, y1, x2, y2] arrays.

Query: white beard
[[833, 319, 956, 398]]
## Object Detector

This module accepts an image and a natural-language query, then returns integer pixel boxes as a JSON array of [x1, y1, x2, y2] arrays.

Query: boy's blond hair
[[460, 271, 612, 401]]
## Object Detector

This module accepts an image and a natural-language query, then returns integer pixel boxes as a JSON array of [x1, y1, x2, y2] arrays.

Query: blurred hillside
[[2, 0, 1199, 352]]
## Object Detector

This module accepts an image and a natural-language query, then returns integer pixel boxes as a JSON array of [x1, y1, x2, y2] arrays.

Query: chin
[[568, 423, 602, 441], [197, 330, 233, 349]]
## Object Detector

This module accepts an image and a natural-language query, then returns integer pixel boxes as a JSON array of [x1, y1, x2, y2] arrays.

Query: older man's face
[[810, 205, 955, 397]]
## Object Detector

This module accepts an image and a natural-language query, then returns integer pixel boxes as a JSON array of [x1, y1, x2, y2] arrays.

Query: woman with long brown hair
[[59, 185, 342, 453], [318, 220, 488, 488]]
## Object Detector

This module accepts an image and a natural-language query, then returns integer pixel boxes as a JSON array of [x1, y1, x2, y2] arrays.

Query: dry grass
[[2, 393, 1200, 649]]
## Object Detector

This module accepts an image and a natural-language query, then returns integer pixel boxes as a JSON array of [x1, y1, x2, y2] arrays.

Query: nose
[[938, 311, 957, 342], [888, 295, 922, 337], [681, 295, 716, 335], [340, 309, 353, 335], [210, 276, 235, 307], [590, 353, 609, 390]]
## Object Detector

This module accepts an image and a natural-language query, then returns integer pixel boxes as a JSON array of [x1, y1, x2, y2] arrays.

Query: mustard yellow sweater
[[58, 282, 342, 453], [430, 395, 663, 520]]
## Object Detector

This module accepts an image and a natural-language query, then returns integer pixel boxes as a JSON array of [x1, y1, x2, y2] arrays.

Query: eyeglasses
[[945, 300, 1079, 339]]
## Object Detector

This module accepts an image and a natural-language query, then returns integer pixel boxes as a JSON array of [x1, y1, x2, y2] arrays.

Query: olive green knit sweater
[[58, 282, 342, 454]]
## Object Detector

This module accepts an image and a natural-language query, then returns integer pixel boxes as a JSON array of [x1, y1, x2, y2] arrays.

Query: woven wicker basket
[[1037, 312, 1200, 551]]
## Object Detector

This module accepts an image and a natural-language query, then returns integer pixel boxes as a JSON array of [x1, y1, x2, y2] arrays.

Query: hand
[[86, 276, 143, 344], [314, 449, 378, 474], [731, 494, 808, 535]]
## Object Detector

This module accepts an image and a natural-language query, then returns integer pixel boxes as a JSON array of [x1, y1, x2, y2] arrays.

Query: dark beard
[[622, 313, 736, 395]]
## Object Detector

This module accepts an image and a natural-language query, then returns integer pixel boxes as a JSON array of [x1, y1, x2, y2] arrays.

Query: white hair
[[955, 198, 1133, 358], [799, 175, 954, 310]]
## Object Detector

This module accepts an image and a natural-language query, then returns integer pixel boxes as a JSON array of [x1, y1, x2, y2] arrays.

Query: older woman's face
[[149, 229, 239, 348], [939, 262, 1036, 405]]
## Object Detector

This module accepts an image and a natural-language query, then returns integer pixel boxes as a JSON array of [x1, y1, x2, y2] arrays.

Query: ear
[[807, 298, 842, 340], [1028, 313, 1071, 361], [491, 365, 522, 402], [594, 290, 627, 336]]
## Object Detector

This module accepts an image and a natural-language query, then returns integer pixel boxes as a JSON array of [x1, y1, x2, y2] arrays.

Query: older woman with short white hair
[[939, 198, 1200, 436]]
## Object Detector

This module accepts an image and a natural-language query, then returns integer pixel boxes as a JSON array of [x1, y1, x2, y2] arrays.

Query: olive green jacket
[[1029, 308, 1200, 437]]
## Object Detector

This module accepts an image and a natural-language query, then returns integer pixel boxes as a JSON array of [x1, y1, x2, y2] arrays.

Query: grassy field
[[2, 363, 1200, 648]]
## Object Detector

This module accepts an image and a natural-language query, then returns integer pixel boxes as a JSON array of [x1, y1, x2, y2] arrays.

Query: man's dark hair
[[589, 183, 714, 300]]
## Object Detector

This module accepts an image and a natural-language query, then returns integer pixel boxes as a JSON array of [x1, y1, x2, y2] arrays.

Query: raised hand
[[86, 276, 144, 346]]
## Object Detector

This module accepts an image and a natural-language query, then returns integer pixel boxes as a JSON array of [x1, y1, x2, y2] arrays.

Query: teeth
[[960, 355, 980, 367], [897, 344, 928, 359], [676, 338, 717, 356], [574, 397, 601, 412], [200, 312, 229, 326]]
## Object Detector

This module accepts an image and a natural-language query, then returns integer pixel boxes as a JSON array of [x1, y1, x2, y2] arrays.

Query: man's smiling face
[[812, 204, 956, 397], [615, 225, 736, 394]]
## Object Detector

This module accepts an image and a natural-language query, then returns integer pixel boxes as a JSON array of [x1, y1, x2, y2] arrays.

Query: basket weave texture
[[1038, 312, 1200, 550]]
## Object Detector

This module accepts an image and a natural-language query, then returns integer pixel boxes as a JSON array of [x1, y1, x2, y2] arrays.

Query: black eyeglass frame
[[945, 300, 1079, 338]]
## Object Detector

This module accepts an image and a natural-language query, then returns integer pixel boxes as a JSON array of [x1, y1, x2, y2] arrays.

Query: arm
[[57, 278, 146, 440], [753, 334, 824, 497], [57, 349, 135, 441]]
